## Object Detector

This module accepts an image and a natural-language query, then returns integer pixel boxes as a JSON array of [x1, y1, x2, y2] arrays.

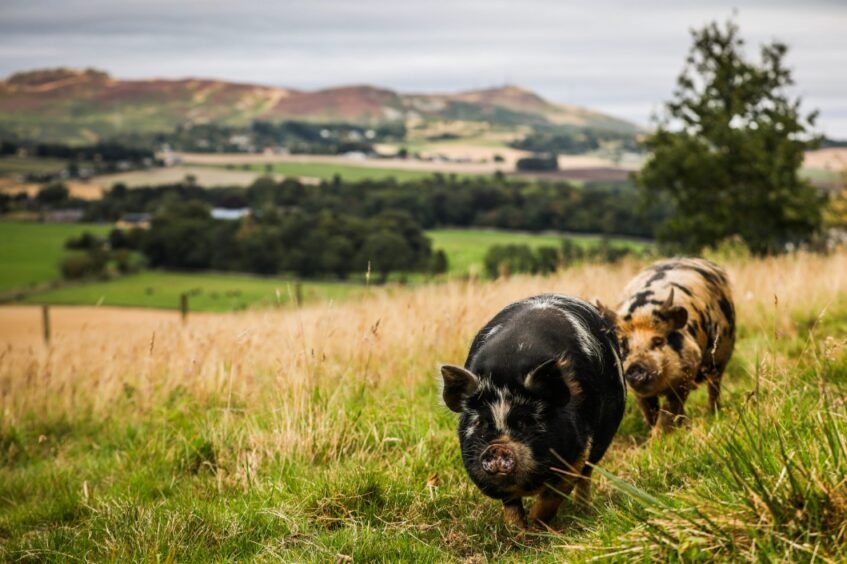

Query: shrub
[[60, 252, 107, 280], [484, 244, 539, 278], [65, 231, 103, 251], [515, 153, 558, 172]]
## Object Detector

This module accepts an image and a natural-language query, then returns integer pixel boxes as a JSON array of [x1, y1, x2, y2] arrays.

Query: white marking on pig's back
[[608, 337, 625, 392], [563, 310, 602, 362]]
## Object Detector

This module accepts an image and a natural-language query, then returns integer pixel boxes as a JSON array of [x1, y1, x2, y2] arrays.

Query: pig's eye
[[651, 336, 666, 349], [473, 418, 490, 431]]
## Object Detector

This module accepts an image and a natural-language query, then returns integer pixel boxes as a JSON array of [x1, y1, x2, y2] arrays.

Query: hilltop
[[0, 68, 639, 144]]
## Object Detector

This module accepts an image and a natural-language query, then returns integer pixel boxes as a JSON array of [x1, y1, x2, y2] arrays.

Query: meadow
[[3, 222, 647, 310], [237, 161, 463, 183], [0, 222, 112, 294], [1, 251, 845, 560], [23, 271, 366, 312], [427, 228, 649, 275], [0, 156, 68, 177]]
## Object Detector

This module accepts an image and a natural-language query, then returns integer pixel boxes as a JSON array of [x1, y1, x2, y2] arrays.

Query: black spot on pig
[[667, 331, 684, 354], [627, 290, 654, 314], [718, 296, 735, 326], [670, 283, 693, 297]]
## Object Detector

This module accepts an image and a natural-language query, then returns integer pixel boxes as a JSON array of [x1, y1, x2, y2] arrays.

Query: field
[[0, 156, 68, 177], [239, 161, 466, 183], [87, 166, 282, 190], [0, 222, 112, 293], [427, 228, 650, 275], [1, 252, 846, 560], [2, 222, 648, 310], [23, 271, 367, 312]]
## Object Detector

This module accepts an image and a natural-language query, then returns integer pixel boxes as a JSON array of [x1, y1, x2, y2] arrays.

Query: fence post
[[295, 282, 303, 307], [42, 304, 50, 344], [180, 293, 188, 323]]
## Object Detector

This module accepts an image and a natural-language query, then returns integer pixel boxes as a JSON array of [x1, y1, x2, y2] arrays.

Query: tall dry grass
[[2, 251, 846, 460]]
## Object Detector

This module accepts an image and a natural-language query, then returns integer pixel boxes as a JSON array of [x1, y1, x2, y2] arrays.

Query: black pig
[[440, 294, 626, 529]]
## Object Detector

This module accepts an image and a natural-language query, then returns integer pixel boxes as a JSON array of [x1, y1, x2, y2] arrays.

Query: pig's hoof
[[504, 516, 528, 531], [529, 520, 555, 533]]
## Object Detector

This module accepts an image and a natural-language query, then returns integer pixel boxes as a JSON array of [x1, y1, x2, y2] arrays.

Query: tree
[[359, 231, 413, 282], [516, 153, 558, 172], [484, 244, 538, 278], [36, 182, 69, 206], [637, 20, 824, 255], [429, 249, 449, 275]]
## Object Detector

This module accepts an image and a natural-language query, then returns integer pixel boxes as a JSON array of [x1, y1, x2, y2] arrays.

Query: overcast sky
[[1, 0, 845, 136]]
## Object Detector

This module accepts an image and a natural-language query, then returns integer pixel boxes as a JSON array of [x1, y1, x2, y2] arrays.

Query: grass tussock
[[1, 251, 847, 560]]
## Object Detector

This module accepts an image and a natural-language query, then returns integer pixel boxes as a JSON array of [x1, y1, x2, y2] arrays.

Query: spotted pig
[[598, 258, 735, 432], [440, 294, 626, 529]]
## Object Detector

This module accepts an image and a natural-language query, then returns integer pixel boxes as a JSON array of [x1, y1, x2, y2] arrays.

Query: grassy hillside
[[0, 222, 112, 293], [1, 252, 845, 560]]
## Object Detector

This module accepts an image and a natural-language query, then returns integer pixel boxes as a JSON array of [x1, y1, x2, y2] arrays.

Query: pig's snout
[[625, 363, 650, 387], [481, 444, 516, 475]]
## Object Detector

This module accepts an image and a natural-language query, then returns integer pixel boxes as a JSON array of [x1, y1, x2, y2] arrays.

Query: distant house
[[159, 150, 181, 166], [116, 212, 151, 230], [211, 208, 250, 221]]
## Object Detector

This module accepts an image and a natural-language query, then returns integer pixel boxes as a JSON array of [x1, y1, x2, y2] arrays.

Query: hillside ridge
[[0, 67, 640, 143]]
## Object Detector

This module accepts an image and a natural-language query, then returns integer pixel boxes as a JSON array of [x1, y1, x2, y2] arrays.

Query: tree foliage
[[72, 175, 660, 238], [637, 20, 824, 255], [139, 202, 435, 281]]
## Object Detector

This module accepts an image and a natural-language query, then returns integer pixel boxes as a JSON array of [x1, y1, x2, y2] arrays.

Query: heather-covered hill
[[0, 68, 639, 143]]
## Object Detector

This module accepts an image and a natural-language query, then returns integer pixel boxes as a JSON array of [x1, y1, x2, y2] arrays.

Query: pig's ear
[[594, 299, 619, 330], [440, 364, 479, 412], [658, 289, 687, 330], [524, 357, 582, 399], [665, 306, 688, 330]]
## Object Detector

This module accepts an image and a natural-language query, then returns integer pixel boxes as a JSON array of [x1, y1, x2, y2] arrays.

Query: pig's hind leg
[[706, 373, 723, 413]]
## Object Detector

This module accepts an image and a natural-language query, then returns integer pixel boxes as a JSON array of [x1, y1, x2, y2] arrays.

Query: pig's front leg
[[637, 395, 660, 427], [502, 498, 527, 529], [656, 388, 689, 433], [529, 483, 569, 527]]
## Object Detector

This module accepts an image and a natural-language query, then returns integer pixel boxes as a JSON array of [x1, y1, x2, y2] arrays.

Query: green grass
[[0, 156, 68, 177], [428, 228, 651, 274], [23, 271, 367, 312], [237, 161, 475, 183], [0, 222, 112, 293], [1, 287, 845, 560]]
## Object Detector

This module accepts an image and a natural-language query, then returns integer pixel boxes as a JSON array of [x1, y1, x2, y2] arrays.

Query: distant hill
[[0, 68, 640, 144]]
